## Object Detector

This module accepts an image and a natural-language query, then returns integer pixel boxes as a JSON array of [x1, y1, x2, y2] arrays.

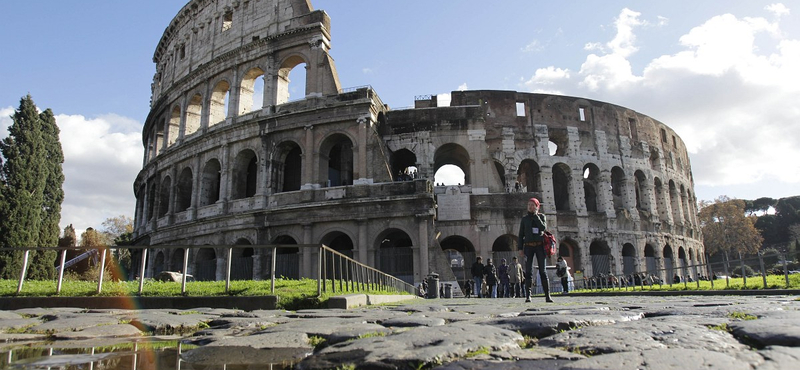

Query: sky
[[1, 1, 799, 237]]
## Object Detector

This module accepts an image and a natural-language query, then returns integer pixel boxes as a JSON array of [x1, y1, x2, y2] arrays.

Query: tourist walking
[[518, 197, 552, 302], [556, 256, 570, 293], [498, 258, 511, 297], [484, 258, 498, 298], [470, 256, 485, 298], [509, 256, 524, 298]]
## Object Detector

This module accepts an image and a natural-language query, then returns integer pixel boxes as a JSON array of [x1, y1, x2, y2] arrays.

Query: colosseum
[[132, 0, 705, 292]]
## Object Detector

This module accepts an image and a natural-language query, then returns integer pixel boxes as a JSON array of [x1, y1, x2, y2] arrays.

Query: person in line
[[484, 258, 498, 298], [470, 256, 485, 298], [556, 256, 570, 294], [518, 197, 552, 303], [498, 258, 511, 298], [509, 256, 524, 298]]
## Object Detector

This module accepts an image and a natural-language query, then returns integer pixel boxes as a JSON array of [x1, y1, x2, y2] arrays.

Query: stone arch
[[552, 162, 572, 211], [168, 105, 180, 147], [611, 166, 626, 210], [239, 67, 265, 115], [194, 247, 217, 281], [582, 163, 600, 212], [558, 238, 581, 274], [232, 149, 258, 200], [494, 160, 506, 189], [441, 235, 476, 280], [434, 143, 471, 185], [391, 148, 417, 181], [321, 230, 354, 258], [319, 133, 354, 187], [491, 234, 516, 265], [158, 175, 171, 218], [176, 167, 193, 212], [277, 54, 308, 105], [548, 128, 568, 156], [677, 246, 688, 280], [622, 243, 636, 275], [200, 158, 222, 206], [154, 251, 166, 275], [669, 180, 681, 223], [376, 229, 414, 284], [209, 79, 231, 126], [644, 244, 657, 274], [147, 179, 158, 221], [634, 170, 648, 211], [153, 120, 165, 157], [589, 240, 611, 276], [170, 248, 185, 272], [649, 148, 660, 171], [185, 93, 203, 136], [517, 159, 540, 193], [654, 177, 667, 222], [272, 140, 303, 193], [230, 238, 255, 280]]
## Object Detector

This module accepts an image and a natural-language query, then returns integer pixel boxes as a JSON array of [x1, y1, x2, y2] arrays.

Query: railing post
[[181, 248, 189, 294], [758, 251, 767, 289], [271, 246, 277, 294], [16, 249, 30, 294], [138, 247, 148, 294], [739, 252, 747, 287], [225, 247, 233, 293], [338, 254, 344, 292], [317, 246, 322, 295], [97, 248, 108, 294], [783, 251, 790, 288], [56, 248, 67, 294]]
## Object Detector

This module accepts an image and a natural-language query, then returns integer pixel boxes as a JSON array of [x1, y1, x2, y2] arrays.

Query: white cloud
[[657, 16, 669, 27], [0, 107, 13, 136], [522, 40, 543, 53], [362, 67, 374, 74], [766, 3, 790, 17], [520, 7, 800, 200], [457, 83, 468, 91]]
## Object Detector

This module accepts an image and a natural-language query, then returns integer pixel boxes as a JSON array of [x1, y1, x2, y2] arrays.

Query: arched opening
[[558, 238, 580, 274], [516, 159, 540, 193], [440, 236, 476, 283], [654, 177, 667, 222], [320, 134, 354, 187], [277, 56, 307, 105], [669, 180, 681, 223], [644, 244, 656, 274], [582, 163, 600, 212], [622, 243, 636, 275], [154, 251, 165, 275], [552, 163, 572, 211], [434, 143, 471, 185], [147, 180, 158, 221], [176, 167, 193, 212], [271, 141, 302, 193], [195, 247, 217, 281], [434, 165, 465, 186], [549, 129, 568, 156], [185, 94, 203, 136], [168, 106, 180, 147], [321, 231, 354, 258], [272, 235, 300, 279], [210, 80, 231, 126], [649, 148, 660, 171], [494, 161, 506, 190], [611, 167, 626, 210], [171, 248, 185, 272], [376, 229, 414, 284], [663, 244, 674, 283], [589, 240, 611, 276], [232, 149, 258, 199], [491, 234, 516, 265], [200, 159, 221, 207], [158, 176, 171, 218], [391, 148, 417, 181], [154, 121, 164, 157], [239, 67, 265, 114], [230, 239, 254, 281], [678, 246, 688, 281]]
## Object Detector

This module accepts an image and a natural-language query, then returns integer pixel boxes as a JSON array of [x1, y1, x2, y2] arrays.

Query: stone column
[[219, 144, 231, 212], [598, 170, 615, 218], [190, 155, 201, 221], [301, 125, 315, 189], [356, 117, 369, 183], [417, 214, 430, 282], [571, 167, 587, 215], [539, 166, 555, 211], [358, 219, 369, 265], [303, 224, 314, 278]]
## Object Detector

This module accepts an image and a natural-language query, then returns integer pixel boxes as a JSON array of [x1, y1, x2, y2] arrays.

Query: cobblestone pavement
[[1, 294, 798, 369]]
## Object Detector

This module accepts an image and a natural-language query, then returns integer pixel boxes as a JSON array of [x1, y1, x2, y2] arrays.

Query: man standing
[[518, 197, 553, 303], [498, 258, 511, 298], [509, 256, 524, 297], [470, 256, 485, 298]]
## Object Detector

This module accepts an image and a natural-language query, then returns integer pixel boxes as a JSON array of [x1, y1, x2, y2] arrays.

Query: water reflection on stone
[[1, 341, 298, 370]]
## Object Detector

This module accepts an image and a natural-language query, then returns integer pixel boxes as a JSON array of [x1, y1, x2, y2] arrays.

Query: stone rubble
[[0, 294, 797, 369]]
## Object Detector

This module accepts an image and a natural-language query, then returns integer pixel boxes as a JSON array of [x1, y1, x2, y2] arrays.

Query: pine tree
[[0, 95, 63, 279]]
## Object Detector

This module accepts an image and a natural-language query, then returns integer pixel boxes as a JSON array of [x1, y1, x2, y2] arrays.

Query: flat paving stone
[[560, 348, 759, 370], [181, 331, 312, 365], [29, 313, 119, 333], [729, 318, 800, 347], [52, 323, 142, 340]]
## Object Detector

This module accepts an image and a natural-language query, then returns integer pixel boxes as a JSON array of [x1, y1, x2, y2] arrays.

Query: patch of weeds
[[357, 331, 387, 339], [465, 347, 491, 358], [565, 346, 596, 357], [178, 310, 201, 315], [308, 336, 326, 348], [728, 311, 757, 321], [335, 364, 356, 370], [519, 335, 537, 348], [197, 322, 210, 329], [3, 323, 37, 334], [707, 323, 731, 332]]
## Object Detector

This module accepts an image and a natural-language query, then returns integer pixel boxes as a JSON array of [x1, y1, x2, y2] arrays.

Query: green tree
[[0, 95, 47, 279], [698, 196, 764, 258], [31, 108, 64, 279]]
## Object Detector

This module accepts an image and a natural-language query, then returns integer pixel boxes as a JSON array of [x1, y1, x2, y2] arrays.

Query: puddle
[[0, 340, 300, 370]]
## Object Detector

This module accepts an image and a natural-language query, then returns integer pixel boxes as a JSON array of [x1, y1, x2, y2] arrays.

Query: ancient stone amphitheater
[[133, 0, 704, 289]]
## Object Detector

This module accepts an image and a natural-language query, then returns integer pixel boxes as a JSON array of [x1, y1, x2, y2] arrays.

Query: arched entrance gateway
[[376, 229, 414, 284], [440, 236, 475, 285], [622, 243, 636, 275], [557, 239, 580, 275], [271, 236, 300, 279], [491, 235, 516, 267], [589, 240, 611, 276]]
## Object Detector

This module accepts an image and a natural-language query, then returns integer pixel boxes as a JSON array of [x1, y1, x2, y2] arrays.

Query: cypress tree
[[0, 95, 62, 279]]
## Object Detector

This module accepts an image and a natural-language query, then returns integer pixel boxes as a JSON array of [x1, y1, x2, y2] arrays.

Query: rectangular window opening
[[516, 102, 526, 117], [672, 136, 677, 148], [579, 107, 586, 122], [222, 12, 233, 32]]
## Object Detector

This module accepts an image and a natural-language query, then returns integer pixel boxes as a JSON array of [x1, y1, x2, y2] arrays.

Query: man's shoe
[[525, 297, 531, 303]]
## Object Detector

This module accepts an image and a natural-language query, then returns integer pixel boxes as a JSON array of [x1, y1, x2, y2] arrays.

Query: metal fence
[[8, 243, 415, 296], [571, 250, 795, 292]]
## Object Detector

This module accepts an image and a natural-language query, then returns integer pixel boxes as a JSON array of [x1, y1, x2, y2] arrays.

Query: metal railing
[[7, 243, 415, 296], [570, 250, 795, 292]]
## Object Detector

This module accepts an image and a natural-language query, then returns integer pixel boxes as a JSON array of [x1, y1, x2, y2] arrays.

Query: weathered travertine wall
[[133, 0, 704, 287]]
